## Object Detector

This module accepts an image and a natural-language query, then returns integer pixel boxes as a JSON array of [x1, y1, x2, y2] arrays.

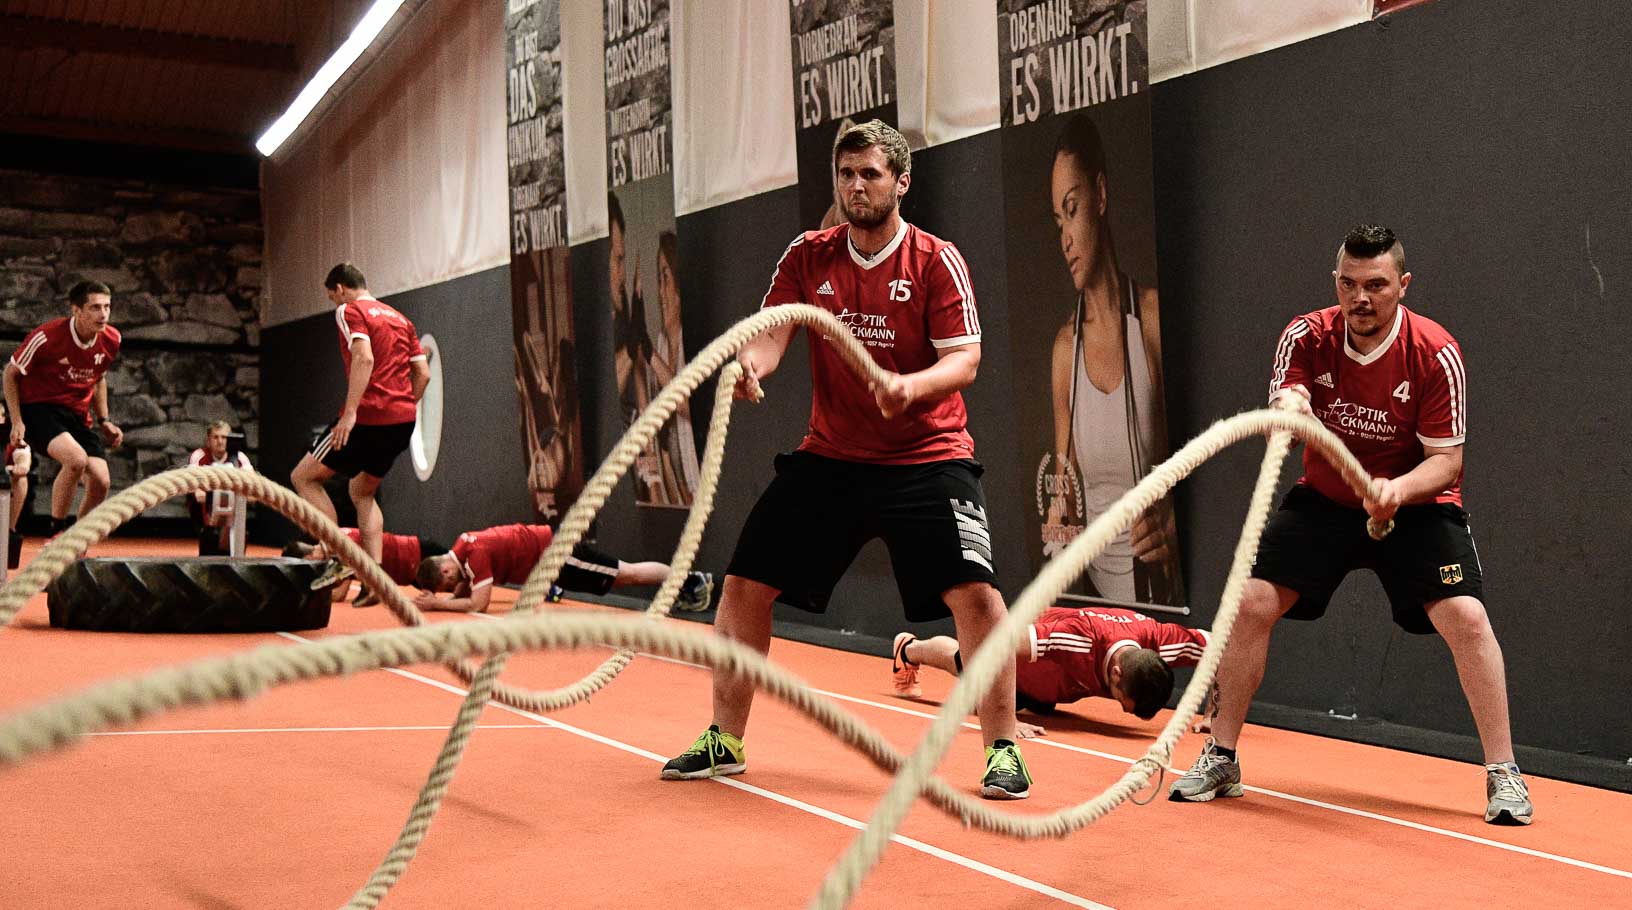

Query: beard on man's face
[[839, 190, 897, 229]]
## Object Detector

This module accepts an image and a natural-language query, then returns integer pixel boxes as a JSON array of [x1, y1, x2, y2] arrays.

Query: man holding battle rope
[[661, 120, 1033, 800], [1169, 225, 1532, 826]]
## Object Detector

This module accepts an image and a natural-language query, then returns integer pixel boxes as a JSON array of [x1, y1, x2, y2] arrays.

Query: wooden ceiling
[[1, 0, 306, 154]]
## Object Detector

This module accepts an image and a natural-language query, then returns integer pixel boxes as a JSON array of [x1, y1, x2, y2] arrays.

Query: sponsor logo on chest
[[1317, 397, 1400, 442], [834, 307, 896, 349]]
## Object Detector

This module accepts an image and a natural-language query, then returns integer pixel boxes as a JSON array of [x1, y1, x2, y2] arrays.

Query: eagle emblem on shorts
[[1439, 564, 1463, 585]]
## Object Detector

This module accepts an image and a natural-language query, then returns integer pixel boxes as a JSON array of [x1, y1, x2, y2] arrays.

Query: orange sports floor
[[1, 539, 1627, 909]]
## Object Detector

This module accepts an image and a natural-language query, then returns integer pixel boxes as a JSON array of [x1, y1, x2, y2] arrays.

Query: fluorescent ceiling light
[[255, 0, 407, 156]]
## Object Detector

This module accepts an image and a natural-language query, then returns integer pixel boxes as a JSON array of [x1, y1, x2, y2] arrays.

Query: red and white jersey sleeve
[[925, 243, 980, 350], [9, 317, 119, 414], [451, 531, 493, 591], [756, 222, 977, 464], [1267, 313, 1320, 403], [335, 297, 425, 426], [1267, 305, 1466, 508]]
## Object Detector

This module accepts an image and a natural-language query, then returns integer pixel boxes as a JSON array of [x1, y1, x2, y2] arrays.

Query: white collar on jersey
[[1343, 305, 1403, 366], [847, 219, 909, 270], [1103, 639, 1140, 689], [68, 318, 99, 350]]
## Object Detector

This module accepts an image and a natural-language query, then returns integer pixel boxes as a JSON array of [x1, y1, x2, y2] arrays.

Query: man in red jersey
[[4, 280, 123, 537], [412, 522, 713, 615], [286, 528, 448, 606], [890, 606, 1209, 737], [661, 120, 1032, 799], [1169, 225, 1531, 826], [290, 263, 430, 574]]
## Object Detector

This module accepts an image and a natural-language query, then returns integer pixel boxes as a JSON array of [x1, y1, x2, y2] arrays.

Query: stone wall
[[0, 168, 260, 521]]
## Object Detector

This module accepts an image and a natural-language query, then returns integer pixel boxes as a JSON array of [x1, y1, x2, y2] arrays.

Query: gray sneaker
[[1169, 738, 1245, 802], [1485, 765, 1533, 825]]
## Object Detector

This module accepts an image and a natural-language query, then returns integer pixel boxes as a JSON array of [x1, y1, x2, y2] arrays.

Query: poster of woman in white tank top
[[998, 2, 1184, 609]]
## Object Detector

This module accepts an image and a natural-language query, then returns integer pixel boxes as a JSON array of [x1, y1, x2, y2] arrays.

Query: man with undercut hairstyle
[[1169, 225, 1532, 826], [5, 279, 123, 537], [661, 120, 1034, 800]]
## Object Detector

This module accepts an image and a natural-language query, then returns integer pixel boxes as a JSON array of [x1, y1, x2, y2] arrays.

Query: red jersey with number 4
[[760, 221, 981, 464], [334, 296, 425, 425], [450, 524, 553, 590], [1268, 305, 1466, 508], [10, 317, 121, 415], [1018, 607, 1209, 706], [341, 528, 422, 586]]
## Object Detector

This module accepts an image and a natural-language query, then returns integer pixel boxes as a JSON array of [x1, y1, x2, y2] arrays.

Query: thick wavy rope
[[0, 305, 1385, 908]]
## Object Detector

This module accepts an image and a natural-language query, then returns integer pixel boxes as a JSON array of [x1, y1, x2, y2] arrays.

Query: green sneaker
[[981, 739, 1031, 800], [660, 725, 746, 780], [310, 559, 355, 591]]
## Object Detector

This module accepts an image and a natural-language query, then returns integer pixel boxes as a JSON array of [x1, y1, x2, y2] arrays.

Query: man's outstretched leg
[[1427, 595, 1532, 825], [660, 575, 777, 780]]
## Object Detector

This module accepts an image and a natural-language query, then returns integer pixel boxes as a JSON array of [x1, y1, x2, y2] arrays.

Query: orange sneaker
[[891, 632, 922, 698]]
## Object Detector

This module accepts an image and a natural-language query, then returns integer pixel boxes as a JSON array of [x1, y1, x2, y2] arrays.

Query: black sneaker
[[981, 739, 1032, 800], [660, 725, 746, 780], [675, 571, 714, 612]]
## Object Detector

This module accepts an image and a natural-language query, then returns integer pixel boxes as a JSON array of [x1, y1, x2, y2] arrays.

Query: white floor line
[[89, 724, 542, 737], [275, 631, 1109, 909], [631, 649, 1632, 882]]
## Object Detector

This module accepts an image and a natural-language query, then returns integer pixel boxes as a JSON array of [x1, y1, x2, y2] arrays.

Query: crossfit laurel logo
[[950, 499, 993, 571], [1035, 453, 1083, 557]]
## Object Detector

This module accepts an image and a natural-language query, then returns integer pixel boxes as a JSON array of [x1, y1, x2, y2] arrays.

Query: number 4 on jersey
[[1393, 380, 1411, 403]]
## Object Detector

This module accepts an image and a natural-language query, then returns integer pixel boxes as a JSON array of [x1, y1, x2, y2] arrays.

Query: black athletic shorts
[[727, 451, 998, 622], [20, 402, 104, 462], [559, 542, 620, 595], [1251, 485, 1485, 635], [310, 420, 414, 479]]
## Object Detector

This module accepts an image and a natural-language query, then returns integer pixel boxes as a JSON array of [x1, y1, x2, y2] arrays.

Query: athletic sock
[[1213, 744, 1238, 761]]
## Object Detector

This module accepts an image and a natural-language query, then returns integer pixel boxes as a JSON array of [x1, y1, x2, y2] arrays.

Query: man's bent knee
[[1239, 579, 1297, 625], [1426, 596, 1493, 645]]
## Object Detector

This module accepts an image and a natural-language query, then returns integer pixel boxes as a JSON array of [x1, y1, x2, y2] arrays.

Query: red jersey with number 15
[[10, 317, 121, 415], [761, 221, 981, 464], [335, 296, 425, 425], [1269, 304, 1466, 508]]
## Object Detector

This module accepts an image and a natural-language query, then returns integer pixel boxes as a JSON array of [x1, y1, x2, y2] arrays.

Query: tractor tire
[[47, 557, 333, 633]]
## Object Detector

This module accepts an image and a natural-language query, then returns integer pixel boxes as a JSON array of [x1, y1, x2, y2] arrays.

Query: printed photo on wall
[[511, 246, 583, 521], [789, 0, 897, 228], [608, 185, 699, 508], [998, 0, 1182, 610]]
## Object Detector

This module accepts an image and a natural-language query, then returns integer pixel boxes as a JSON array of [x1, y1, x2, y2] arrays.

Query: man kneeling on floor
[[413, 522, 712, 614], [891, 605, 1210, 737]]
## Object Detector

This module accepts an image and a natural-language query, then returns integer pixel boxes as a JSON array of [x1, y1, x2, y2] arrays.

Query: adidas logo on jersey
[[1315, 372, 1335, 388], [816, 280, 835, 296]]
